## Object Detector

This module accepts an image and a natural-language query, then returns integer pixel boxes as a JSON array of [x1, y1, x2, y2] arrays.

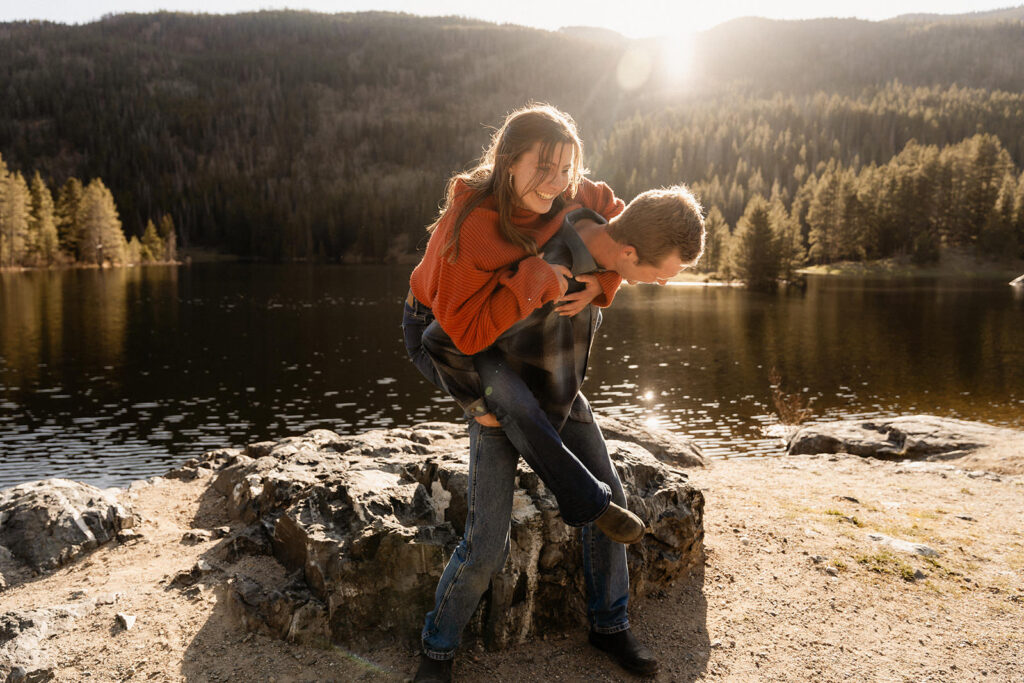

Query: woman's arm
[[429, 215, 567, 355]]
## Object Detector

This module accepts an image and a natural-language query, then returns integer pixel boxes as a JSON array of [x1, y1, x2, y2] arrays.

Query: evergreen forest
[[0, 153, 176, 267], [1, 9, 1023, 278]]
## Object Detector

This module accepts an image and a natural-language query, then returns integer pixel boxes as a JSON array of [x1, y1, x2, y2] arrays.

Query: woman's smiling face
[[509, 141, 574, 215]]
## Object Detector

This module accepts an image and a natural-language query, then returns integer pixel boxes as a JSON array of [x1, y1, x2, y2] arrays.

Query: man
[[411, 186, 706, 682]]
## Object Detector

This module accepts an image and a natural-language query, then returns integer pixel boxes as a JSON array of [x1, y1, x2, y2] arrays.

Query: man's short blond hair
[[607, 185, 706, 265]]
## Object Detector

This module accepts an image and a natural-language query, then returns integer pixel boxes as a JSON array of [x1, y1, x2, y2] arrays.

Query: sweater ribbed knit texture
[[410, 178, 625, 355]]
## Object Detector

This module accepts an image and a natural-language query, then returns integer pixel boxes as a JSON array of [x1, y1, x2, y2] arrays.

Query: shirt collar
[[562, 208, 604, 276]]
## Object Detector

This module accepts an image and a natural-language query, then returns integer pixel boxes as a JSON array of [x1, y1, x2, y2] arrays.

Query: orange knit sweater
[[409, 177, 625, 355]]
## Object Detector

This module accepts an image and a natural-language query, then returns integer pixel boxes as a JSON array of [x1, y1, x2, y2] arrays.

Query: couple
[[402, 104, 706, 682]]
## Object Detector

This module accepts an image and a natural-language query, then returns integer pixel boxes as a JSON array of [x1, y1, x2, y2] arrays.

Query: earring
[[508, 173, 514, 187]]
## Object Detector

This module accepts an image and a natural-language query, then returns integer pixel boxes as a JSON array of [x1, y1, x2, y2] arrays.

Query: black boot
[[414, 653, 453, 683], [589, 628, 659, 676]]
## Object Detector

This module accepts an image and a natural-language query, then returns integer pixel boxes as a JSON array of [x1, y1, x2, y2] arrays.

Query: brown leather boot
[[594, 502, 645, 544]]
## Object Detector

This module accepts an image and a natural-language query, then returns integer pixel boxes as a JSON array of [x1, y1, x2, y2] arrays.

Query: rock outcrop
[[1, 598, 101, 682], [171, 420, 705, 650], [787, 415, 1022, 461], [0, 479, 136, 574], [598, 416, 708, 468]]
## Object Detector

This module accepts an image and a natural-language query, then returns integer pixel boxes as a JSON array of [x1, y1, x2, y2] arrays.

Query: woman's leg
[[421, 421, 519, 660], [473, 349, 611, 527], [404, 301, 629, 534], [402, 300, 446, 391]]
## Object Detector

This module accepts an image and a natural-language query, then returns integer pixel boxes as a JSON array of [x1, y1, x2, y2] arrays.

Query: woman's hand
[[555, 273, 600, 316], [545, 263, 573, 297], [474, 413, 501, 427]]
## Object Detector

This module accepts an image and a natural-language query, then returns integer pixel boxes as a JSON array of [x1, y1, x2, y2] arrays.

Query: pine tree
[[835, 170, 867, 261], [28, 172, 60, 266], [790, 173, 815, 253], [729, 195, 780, 291], [697, 206, 729, 275], [807, 161, 841, 263], [1013, 172, 1024, 259], [960, 134, 1013, 246], [978, 174, 1019, 259], [141, 219, 163, 262], [158, 213, 177, 261], [769, 191, 804, 280], [55, 177, 84, 260], [855, 165, 884, 259], [0, 169, 32, 267], [126, 236, 143, 265], [0, 153, 8, 265], [78, 179, 128, 265]]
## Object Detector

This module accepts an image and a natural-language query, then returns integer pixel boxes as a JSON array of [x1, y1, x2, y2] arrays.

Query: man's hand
[[474, 413, 501, 427], [555, 273, 600, 316]]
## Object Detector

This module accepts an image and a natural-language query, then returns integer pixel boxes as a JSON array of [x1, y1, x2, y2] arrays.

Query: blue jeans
[[421, 418, 630, 660], [402, 299, 445, 390], [401, 300, 611, 526]]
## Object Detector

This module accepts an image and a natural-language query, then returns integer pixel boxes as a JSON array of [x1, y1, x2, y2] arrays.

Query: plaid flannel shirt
[[421, 208, 607, 427]]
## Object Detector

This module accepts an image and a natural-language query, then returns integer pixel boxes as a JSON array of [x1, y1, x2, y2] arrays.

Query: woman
[[403, 104, 656, 681]]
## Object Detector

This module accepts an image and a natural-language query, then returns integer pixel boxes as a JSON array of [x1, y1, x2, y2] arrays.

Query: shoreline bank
[[2, 417, 1022, 681]]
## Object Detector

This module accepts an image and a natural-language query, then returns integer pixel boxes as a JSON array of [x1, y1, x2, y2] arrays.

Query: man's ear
[[620, 245, 640, 264]]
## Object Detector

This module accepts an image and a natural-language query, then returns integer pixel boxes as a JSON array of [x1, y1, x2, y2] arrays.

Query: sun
[[659, 33, 696, 86]]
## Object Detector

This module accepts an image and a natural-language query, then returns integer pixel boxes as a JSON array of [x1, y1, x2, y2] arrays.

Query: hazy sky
[[2, 1, 1018, 36]]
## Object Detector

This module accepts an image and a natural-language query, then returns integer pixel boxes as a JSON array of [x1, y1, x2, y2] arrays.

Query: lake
[[2, 263, 1022, 489]]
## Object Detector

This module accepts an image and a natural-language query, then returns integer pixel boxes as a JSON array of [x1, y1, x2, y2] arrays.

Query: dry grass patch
[[1007, 551, 1024, 571], [823, 509, 864, 527], [857, 550, 918, 582]]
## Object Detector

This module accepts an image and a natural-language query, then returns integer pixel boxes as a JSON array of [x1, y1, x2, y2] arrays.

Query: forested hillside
[[1, 10, 1022, 266]]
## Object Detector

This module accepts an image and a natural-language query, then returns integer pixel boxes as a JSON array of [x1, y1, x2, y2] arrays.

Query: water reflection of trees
[[1, 271, 65, 385], [598, 280, 1022, 426], [0, 267, 180, 389]]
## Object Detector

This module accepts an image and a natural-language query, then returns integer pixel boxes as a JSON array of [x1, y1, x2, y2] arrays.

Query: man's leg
[[473, 349, 611, 526], [560, 417, 659, 676], [558, 417, 630, 629], [421, 421, 518, 661]]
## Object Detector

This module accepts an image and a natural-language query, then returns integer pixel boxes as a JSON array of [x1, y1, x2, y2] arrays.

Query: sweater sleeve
[[591, 271, 623, 308], [576, 178, 625, 221], [431, 218, 563, 355]]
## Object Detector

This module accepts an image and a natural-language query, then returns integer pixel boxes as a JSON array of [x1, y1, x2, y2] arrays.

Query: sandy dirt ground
[[2, 450, 1022, 682]]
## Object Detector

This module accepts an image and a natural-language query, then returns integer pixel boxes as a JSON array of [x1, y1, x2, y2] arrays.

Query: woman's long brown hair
[[427, 103, 586, 261]]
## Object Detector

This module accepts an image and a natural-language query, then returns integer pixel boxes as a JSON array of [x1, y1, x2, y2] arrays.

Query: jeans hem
[[564, 488, 612, 528], [591, 620, 631, 635], [421, 644, 456, 661]]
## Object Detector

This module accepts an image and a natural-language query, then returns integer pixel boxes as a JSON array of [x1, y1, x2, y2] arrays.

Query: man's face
[[617, 250, 688, 286]]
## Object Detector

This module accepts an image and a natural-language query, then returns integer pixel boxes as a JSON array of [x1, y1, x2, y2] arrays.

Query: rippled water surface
[[2, 264, 1022, 488]]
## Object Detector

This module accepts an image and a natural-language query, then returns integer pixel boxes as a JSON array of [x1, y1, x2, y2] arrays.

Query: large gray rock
[[0, 599, 97, 682], [0, 479, 136, 573], [182, 420, 704, 650], [787, 415, 1020, 460], [597, 416, 708, 468]]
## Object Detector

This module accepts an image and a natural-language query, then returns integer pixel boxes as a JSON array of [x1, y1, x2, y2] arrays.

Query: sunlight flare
[[660, 34, 696, 85], [616, 45, 655, 90]]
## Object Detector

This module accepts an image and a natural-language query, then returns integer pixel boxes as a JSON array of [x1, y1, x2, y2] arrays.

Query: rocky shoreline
[[2, 415, 1022, 682]]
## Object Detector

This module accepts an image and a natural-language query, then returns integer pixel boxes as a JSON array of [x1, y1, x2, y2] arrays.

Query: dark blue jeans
[[420, 419, 630, 660], [402, 298, 445, 391], [401, 300, 611, 526]]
